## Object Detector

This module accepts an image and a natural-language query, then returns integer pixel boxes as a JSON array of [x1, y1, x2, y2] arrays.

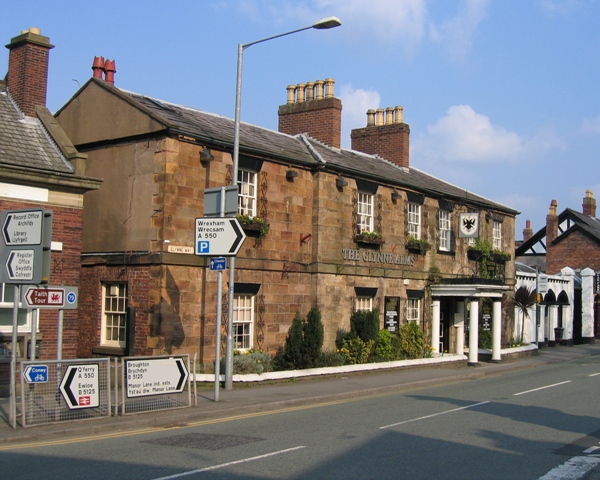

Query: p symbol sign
[[197, 241, 210, 254]]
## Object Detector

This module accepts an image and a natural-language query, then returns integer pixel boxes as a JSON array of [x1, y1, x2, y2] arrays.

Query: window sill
[[437, 249, 455, 256], [92, 346, 126, 356]]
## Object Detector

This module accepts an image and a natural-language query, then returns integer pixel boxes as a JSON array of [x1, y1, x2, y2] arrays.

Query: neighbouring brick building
[[0, 29, 101, 394], [55, 62, 519, 368], [516, 190, 600, 343]]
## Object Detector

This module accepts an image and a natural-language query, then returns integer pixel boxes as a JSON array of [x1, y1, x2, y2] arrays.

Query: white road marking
[[584, 446, 600, 454], [379, 401, 490, 429], [513, 381, 571, 396], [589, 373, 600, 377], [150, 446, 306, 479], [537, 456, 600, 480]]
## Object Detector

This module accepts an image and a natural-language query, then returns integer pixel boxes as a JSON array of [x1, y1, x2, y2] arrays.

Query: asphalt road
[[2, 350, 600, 479]]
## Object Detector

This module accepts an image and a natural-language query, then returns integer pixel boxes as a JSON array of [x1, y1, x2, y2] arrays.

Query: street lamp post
[[225, 17, 341, 389]]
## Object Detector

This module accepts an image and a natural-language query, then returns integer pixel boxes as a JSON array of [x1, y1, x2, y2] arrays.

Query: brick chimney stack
[[351, 106, 410, 168], [523, 219, 533, 242], [546, 199, 558, 246], [6, 28, 54, 117], [278, 78, 342, 148], [582, 189, 596, 217]]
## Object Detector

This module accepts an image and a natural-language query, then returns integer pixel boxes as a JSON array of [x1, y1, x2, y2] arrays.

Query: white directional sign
[[126, 357, 189, 398], [59, 364, 100, 409], [195, 217, 246, 256], [0, 208, 52, 285], [6, 249, 35, 281], [2, 209, 43, 245]]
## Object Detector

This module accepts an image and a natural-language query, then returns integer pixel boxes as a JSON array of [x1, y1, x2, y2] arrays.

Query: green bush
[[479, 329, 492, 349], [220, 349, 273, 374], [276, 308, 325, 370], [304, 307, 324, 363], [350, 309, 380, 344], [340, 335, 374, 364], [374, 329, 394, 361], [282, 312, 306, 368], [398, 321, 425, 359], [313, 349, 346, 368]]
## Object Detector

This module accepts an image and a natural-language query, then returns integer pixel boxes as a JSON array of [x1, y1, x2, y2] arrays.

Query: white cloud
[[580, 115, 600, 135], [412, 105, 564, 164], [536, 0, 584, 16], [339, 83, 381, 146], [429, 0, 489, 62]]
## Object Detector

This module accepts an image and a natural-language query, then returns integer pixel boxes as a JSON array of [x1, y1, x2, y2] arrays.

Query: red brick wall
[[351, 122, 410, 168], [547, 230, 600, 275], [78, 263, 155, 357], [278, 98, 342, 148], [7, 37, 51, 117]]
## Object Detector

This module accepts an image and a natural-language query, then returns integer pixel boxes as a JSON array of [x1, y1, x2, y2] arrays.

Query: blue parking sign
[[197, 241, 209, 253]]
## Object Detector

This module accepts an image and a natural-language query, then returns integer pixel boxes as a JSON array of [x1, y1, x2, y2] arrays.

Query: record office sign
[[342, 248, 416, 267]]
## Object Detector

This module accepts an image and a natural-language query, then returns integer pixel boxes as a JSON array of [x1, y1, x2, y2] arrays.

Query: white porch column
[[548, 305, 558, 345], [468, 299, 479, 365], [492, 299, 502, 362], [455, 300, 465, 355], [536, 303, 545, 347], [582, 268, 595, 342], [431, 298, 441, 354]]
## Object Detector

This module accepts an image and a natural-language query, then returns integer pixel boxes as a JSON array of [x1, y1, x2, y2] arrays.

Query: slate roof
[[97, 80, 518, 215], [515, 208, 600, 256], [0, 82, 73, 174]]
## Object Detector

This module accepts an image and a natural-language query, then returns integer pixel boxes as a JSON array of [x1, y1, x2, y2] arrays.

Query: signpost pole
[[57, 309, 64, 360], [9, 285, 20, 429], [214, 187, 226, 402]]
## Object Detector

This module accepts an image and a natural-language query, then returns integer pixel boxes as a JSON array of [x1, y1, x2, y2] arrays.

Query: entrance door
[[439, 299, 452, 353]]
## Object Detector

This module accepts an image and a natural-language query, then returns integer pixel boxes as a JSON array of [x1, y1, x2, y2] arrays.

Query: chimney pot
[[375, 108, 385, 126], [583, 189, 597, 217], [523, 219, 533, 242], [394, 106, 403, 123], [296, 83, 306, 103], [92, 56, 105, 79], [324, 78, 335, 98], [286, 85, 296, 104], [306, 81, 315, 101], [385, 107, 394, 125], [366, 109, 376, 127], [315, 80, 325, 100], [104, 59, 116, 85]]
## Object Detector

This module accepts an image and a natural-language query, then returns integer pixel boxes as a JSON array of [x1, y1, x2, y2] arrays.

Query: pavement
[[1, 343, 600, 478]]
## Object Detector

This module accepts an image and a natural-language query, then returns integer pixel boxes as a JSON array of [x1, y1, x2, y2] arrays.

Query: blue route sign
[[23, 365, 48, 384], [210, 257, 227, 271]]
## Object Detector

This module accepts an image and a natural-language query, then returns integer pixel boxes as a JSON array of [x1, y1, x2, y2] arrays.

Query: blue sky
[[2, 0, 599, 238]]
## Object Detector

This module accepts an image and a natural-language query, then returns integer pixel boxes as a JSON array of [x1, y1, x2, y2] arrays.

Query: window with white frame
[[408, 203, 421, 239], [233, 294, 254, 350], [357, 192, 374, 234], [407, 298, 421, 324], [355, 297, 373, 312], [101, 283, 127, 348], [0, 284, 32, 335], [493, 221, 502, 250], [237, 169, 257, 217], [439, 209, 451, 251]]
